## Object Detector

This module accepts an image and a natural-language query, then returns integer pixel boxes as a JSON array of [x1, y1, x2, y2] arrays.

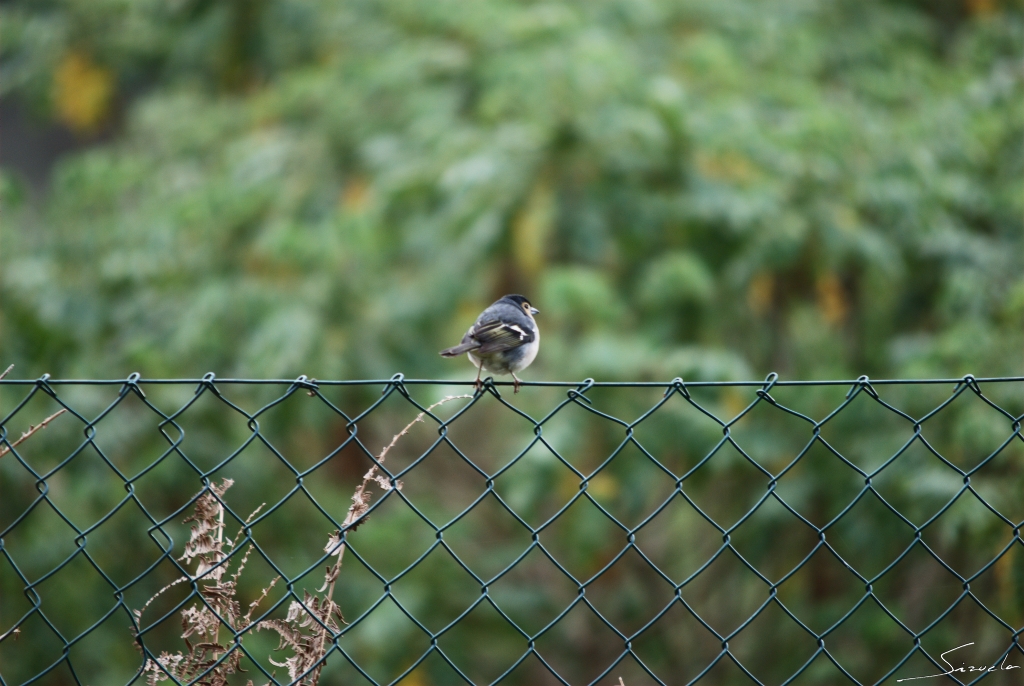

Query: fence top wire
[[2, 373, 1024, 686], [3, 373, 1024, 386]]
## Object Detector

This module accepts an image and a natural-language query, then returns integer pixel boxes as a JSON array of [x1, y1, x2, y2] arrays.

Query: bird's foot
[[512, 374, 522, 394]]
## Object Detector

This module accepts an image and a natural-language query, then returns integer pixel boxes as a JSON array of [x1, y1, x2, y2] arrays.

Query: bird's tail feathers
[[439, 342, 479, 357]]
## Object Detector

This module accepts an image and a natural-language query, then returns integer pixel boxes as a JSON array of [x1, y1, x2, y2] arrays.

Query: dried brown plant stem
[[137, 394, 473, 685], [308, 393, 472, 683], [135, 482, 272, 686], [331, 393, 474, 564], [0, 364, 67, 460], [212, 498, 227, 649], [0, 409, 67, 459]]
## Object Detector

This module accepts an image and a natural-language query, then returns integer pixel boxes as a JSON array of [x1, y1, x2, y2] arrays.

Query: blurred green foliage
[[1, 0, 1024, 684], [3, 0, 1021, 382]]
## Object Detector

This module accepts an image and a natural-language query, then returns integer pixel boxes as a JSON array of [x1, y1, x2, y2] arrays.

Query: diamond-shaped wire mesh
[[2, 373, 1024, 685]]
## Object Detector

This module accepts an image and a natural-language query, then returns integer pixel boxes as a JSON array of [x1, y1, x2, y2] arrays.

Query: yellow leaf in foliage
[[340, 176, 370, 212], [966, 0, 997, 15], [695, 150, 756, 184], [816, 274, 848, 326], [747, 273, 774, 315], [512, 175, 555, 282], [722, 388, 748, 421], [588, 472, 619, 499], [992, 541, 1015, 617], [400, 669, 429, 686], [52, 52, 114, 133]]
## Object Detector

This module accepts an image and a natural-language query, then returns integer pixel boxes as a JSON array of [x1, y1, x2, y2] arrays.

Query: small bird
[[440, 294, 540, 393]]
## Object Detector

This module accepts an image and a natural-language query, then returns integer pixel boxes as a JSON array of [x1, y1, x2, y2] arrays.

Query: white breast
[[517, 325, 539, 370]]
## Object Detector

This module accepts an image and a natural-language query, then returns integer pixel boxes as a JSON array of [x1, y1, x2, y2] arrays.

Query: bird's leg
[[474, 365, 483, 393], [511, 372, 522, 394]]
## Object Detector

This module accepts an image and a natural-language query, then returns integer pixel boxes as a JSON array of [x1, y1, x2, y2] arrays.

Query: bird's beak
[[531, 307, 540, 315]]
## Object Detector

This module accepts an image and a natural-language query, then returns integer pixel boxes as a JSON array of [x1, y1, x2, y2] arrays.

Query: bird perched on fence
[[440, 295, 540, 393]]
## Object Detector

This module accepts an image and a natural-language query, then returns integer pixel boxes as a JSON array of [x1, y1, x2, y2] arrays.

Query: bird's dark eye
[[523, 303, 531, 311]]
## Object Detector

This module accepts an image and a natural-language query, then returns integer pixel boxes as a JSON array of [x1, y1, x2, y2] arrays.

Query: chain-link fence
[[2, 374, 1024, 686]]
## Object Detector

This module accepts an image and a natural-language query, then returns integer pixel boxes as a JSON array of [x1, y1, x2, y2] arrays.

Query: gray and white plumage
[[440, 294, 540, 392]]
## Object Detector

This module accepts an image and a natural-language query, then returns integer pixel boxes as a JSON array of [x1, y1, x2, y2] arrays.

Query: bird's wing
[[470, 319, 535, 354]]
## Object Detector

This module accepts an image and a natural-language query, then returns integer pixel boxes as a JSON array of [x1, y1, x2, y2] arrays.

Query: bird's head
[[499, 294, 539, 316]]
